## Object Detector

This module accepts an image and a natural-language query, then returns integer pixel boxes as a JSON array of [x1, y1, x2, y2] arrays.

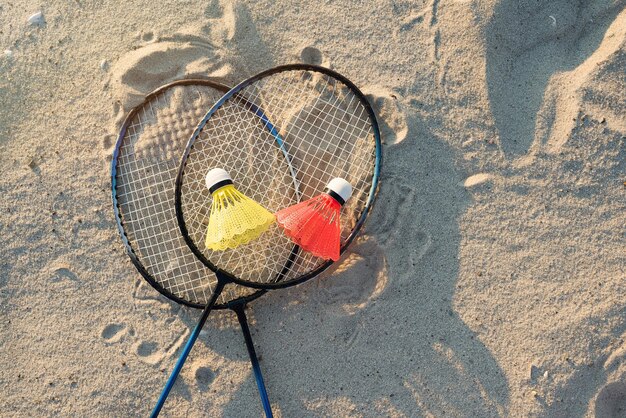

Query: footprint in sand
[[136, 341, 158, 356], [368, 177, 431, 252], [299, 46, 324, 66], [101, 323, 127, 344], [131, 277, 176, 310], [191, 362, 216, 392], [102, 133, 114, 147], [105, 0, 255, 141], [591, 335, 626, 416], [364, 86, 408, 146], [107, 33, 237, 132], [133, 341, 163, 365], [47, 262, 81, 288], [49, 265, 79, 283], [132, 328, 188, 365], [595, 381, 626, 417], [366, 178, 416, 245], [103, 34, 226, 162], [366, 176, 433, 270], [315, 236, 388, 314], [102, 0, 265, 167], [294, 44, 408, 149], [140, 31, 154, 43], [181, 355, 249, 409]]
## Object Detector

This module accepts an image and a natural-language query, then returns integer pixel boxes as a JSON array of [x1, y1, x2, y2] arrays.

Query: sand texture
[[1, 0, 625, 416]]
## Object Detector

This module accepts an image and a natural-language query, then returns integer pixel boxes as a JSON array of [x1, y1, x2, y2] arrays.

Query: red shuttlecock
[[276, 178, 353, 261]]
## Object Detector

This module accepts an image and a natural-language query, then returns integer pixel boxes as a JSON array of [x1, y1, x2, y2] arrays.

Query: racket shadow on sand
[[291, 110, 509, 416], [486, 0, 624, 158]]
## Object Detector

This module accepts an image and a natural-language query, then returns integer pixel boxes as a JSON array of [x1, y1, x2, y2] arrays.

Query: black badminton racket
[[110, 79, 275, 417], [169, 64, 382, 414]]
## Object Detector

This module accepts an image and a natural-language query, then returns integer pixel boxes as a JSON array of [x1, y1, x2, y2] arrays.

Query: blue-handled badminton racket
[[164, 64, 382, 415], [110, 79, 276, 417]]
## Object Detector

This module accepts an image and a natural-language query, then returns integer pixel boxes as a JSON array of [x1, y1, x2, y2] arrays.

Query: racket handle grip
[[150, 281, 225, 417], [233, 304, 274, 418]]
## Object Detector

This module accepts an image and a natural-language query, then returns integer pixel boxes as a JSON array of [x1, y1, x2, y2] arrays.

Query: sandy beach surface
[[1, 0, 625, 416]]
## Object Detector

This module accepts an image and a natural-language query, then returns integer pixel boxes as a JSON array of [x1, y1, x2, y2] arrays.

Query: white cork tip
[[205, 168, 232, 190], [327, 178, 352, 202]]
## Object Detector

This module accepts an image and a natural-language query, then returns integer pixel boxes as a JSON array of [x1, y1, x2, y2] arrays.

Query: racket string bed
[[114, 84, 256, 305], [179, 69, 377, 287]]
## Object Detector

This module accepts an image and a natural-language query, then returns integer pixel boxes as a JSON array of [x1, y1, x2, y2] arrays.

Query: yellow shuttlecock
[[204, 168, 275, 251]]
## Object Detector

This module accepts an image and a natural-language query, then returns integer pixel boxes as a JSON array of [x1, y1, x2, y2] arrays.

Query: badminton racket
[[170, 64, 382, 413], [110, 79, 275, 417]]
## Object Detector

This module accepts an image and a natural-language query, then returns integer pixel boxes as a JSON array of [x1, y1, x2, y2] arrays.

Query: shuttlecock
[[204, 168, 275, 251], [275, 178, 352, 261]]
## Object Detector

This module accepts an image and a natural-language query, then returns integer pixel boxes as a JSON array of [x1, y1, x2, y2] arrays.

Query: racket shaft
[[151, 281, 225, 417], [233, 305, 273, 418]]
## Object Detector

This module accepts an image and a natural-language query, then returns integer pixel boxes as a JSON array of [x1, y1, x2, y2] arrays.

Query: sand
[[1, 0, 625, 416]]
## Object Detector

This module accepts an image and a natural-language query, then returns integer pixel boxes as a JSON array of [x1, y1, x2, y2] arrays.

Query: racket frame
[[175, 64, 383, 290], [111, 78, 268, 308]]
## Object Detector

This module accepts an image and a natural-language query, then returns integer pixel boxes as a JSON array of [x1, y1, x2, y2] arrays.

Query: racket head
[[111, 79, 265, 309], [176, 64, 382, 290]]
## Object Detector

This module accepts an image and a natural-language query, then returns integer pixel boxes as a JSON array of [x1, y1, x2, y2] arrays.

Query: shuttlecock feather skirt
[[275, 194, 342, 261], [205, 185, 276, 251]]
